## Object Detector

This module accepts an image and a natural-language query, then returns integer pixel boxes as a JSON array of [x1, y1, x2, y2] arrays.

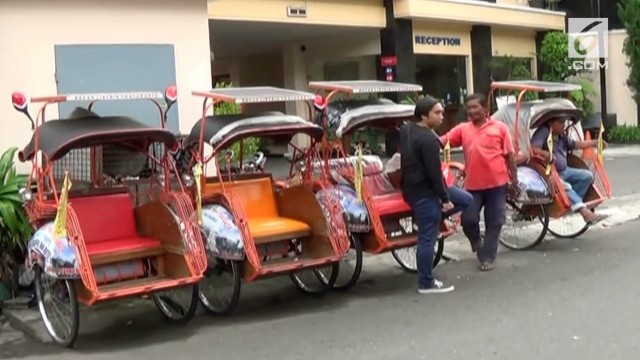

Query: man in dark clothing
[[400, 95, 455, 294]]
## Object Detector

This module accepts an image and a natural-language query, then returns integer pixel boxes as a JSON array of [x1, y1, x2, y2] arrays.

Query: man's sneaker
[[418, 279, 454, 294]]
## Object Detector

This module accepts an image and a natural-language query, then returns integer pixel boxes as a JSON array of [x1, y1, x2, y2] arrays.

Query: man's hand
[[508, 181, 520, 199], [540, 150, 553, 163], [442, 201, 454, 212]]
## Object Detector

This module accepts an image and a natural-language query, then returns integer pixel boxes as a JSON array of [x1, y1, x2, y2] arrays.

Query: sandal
[[479, 262, 496, 271], [586, 214, 609, 227]]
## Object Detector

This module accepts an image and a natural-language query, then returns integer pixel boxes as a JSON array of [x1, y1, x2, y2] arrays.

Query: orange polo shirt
[[440, 118, 514, 191]]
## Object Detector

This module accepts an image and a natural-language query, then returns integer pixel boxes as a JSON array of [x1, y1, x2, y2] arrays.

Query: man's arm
[[501, 125, 519, 184], [573, 139, 599, 149], [530, 127, 551, 161], [420, 135, 450, 203], [439, 124, 463, 148]]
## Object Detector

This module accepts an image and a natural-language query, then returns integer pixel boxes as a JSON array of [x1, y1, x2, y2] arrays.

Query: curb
[[3, 309, 51, 344]]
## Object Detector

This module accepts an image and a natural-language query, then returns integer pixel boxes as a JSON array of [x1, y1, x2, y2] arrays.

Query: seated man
[[530, 117, 607, 225]]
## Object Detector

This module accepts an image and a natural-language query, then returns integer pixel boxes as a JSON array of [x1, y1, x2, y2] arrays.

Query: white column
[[282, 42, 310, 149]]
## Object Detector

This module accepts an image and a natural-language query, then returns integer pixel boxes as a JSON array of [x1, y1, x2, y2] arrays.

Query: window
[[490, 56, 533, 81], [323, 61, 359, 81]]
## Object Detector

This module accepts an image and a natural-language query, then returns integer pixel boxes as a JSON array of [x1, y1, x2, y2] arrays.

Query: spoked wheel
[[289, 238, 338, 295], [320, 234, 363, 291], [290, 264, 338, 296], [198, 258, 242, 315], [34, 266, 79, 348], [547, 211, 591, 239], [499, 202, 549, 250], [391, 235, 445, 273], [152, 284, 199, 324]]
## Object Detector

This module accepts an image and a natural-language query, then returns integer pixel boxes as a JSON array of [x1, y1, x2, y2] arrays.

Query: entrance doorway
[[415, 55, 468, 134]]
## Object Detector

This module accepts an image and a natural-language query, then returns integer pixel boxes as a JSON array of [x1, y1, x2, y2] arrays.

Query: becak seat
[[69, 191, 164, 265], [203, 175, 311, 243]]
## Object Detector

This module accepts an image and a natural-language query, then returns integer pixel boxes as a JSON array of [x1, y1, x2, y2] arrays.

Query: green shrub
[[0, 147, 32, 290], [212, 82, 262, 161], [606, 125, 640, 143]]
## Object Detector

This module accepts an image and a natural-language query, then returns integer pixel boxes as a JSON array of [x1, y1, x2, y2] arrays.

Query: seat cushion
[[247, 217, 311, 243], [372, 192, 412, 217], [70, 192, 138, 243], [204, 176, 279, 219], [86, 237, 162, 257]]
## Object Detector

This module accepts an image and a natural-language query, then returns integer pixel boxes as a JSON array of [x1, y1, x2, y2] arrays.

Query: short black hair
[[464, 93, 486, 107], [413, 95, 440, 120]]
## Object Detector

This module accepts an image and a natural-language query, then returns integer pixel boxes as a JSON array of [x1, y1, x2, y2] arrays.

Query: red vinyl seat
[[69, 192, 162, 262], [372, 192, 412, 217]]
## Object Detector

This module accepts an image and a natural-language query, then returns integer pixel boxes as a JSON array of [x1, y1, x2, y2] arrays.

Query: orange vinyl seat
[[69, 192, 163, 264], [247, 218, 310, 243], [205, 176, 311, 243]]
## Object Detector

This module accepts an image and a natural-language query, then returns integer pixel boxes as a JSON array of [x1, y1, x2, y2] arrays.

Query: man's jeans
[[461, 185, 507, 263], [559, 167, 594, 211], [444, 186, 473, 218], [411, 197, 441, 289]]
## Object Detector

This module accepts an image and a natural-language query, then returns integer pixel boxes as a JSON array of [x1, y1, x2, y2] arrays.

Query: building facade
[[557, 0, 638, 126], [0, 0, 213, 172], [1, 0, 570, 169]]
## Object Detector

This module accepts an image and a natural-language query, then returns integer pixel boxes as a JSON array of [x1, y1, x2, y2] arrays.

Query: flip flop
[[479, 262, 496, 272], [586, 214, 609, 227]]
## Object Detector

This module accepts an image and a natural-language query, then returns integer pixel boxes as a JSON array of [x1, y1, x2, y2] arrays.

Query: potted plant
[[0, 147, 32, 302]]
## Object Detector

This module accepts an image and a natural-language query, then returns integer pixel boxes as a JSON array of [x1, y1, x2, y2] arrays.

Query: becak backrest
[[204, 175, 279, 218], [362, 162, 396, 196], [69, 191, 138, 244]]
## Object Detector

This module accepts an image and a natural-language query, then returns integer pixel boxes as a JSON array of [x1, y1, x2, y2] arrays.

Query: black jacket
[[399, 122, 449, 205]]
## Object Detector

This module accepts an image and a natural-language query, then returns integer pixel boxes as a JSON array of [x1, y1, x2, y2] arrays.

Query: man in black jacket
[[401, 96, 455, 294]]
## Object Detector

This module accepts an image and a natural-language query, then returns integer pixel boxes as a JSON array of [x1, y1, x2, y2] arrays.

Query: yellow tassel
[[354, 144, 364, 201], [443, 139, 451, 165], [52, 171, 72, 239], [545, 131, 554, 176], [598, 121, 605, 164], [194, 162, 203, 225]]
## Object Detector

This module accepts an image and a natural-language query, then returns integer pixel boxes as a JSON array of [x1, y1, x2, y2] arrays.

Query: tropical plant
[[489, 55, 537, 101], [607, 125, 640, 143], [0, 147, 32, 291], [618, 0, 640, 105], [212, 82, 262, 161], [539, 31, 577, 82], [538, 31, 596, 117]]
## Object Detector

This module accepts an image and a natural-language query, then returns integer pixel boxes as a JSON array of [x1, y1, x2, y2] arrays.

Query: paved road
[[4, 218, 640, 359]]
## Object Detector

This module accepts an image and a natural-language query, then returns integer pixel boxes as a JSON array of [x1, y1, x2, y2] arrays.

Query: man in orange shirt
[[440, 94, 519, 271]]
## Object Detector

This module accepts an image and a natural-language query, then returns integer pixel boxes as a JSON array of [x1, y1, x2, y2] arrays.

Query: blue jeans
[[461, 185, 507, 263], [411, 197, 441, 289], [444, 186, 473, 218], [559, 167, 594, 211]]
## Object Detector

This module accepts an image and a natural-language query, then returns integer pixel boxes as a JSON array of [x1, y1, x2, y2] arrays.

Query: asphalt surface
[[4, 219, 640, 359], [2, 146, 640, 359]]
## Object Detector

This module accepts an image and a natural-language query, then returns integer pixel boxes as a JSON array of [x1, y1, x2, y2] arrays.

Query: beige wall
[[394, 0, 565, 30], [491, 27, 537, 78], [606, 30, 638, 126], [0, 0, 212, 173], [491, 28, 536, 57], [208, 0, 385, 27], [496, 0, 531, 5]]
